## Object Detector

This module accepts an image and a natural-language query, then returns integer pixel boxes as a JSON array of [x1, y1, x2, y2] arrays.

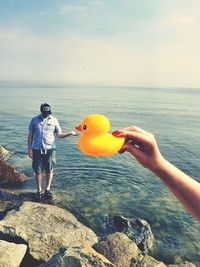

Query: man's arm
[[28, 131, 33, 159], [55, 118, 78, 139], [57, 131, 78, 139]]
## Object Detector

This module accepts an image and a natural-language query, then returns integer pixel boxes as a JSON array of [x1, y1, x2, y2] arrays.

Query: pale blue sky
[[0, 0, 200, 87]]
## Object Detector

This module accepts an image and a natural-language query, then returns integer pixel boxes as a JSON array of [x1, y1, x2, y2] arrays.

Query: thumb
[[120, 143, 144, 160], [127, 145, 143, 159]]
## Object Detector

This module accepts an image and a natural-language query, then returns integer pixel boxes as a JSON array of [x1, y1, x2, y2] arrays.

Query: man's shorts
[[32, 149, 56, 174]]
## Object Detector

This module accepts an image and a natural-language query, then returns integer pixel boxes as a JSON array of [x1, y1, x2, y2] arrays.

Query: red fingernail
[[118, 148, 126, 154], [112, 130, 121, 135]]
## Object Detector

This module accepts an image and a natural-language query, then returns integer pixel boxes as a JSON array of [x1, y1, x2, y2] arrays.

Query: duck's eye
[[83, 125, 87, 130]]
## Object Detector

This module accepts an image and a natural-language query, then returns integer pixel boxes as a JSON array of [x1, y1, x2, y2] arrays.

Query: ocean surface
[[0, 83, 200, 265]]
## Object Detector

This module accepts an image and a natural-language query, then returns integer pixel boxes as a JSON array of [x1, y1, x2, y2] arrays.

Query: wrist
[[150, 155, 168, 175]]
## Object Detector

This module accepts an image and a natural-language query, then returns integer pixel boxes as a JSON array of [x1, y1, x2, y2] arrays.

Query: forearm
[[57, 132, 72, 138], [28, 132, 33, 150], [152, 158, 200, 221]]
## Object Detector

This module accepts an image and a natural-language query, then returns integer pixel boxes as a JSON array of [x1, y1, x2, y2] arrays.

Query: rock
[[168, 263, 196, 267], [0, 159, 28, 183], [93, 232, 139, 267], [40, 244, 115, 267], [0, 239, 27, 267], [0, 145, 12, 161], [134, 255, 167, 267], [0, 200, 12, 212], [0, 145, 28, 183], [0, 200, 16, 220], [0, 201, 98, 263], [104, 215, 155, 252]]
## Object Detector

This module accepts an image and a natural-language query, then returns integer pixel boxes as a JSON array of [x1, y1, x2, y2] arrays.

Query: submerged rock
[[167, 256, 196, 267], [134, 255, 167, 267], [0, 145, 12, 161], [40, 244, 115, 267], [0, 239, 27, 267], [0, 190, 36, 202], [93, 232, 139, 267], [0, 159, 28, 183], [104, 215, 155, 253], [0, 201, 98, 262]]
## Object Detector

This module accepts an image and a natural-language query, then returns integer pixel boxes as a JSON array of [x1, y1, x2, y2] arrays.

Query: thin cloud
[[169, 15, 194, 26], [91, 0, 103, 6], [0, 28, 200, 87], [59, 5, 87, 16]]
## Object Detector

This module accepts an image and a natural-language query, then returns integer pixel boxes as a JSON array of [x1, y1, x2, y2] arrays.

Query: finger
[[113, 125, 148, 135], [113, 130, 151, 145], [121, 125, 148, 134], [118, 143, 129, 154]]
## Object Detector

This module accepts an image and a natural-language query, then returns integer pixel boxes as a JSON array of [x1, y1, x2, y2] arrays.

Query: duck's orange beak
[[75, 125, 82, 131]]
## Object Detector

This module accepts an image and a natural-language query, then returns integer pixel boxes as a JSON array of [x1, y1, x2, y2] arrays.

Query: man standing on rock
[[28, 103, 77, 201]]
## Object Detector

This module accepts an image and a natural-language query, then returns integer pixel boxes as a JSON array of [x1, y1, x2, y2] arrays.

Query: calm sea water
[[0, 84, 200, 265]]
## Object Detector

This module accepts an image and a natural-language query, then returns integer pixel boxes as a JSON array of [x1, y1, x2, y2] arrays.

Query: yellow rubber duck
[[75, 114, 125, 156]]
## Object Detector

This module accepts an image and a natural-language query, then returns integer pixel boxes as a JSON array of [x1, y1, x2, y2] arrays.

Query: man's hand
[[70, 131, 79, 136], [28, 148, 33, 159]]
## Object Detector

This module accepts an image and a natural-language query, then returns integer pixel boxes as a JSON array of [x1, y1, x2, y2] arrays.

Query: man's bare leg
[[36, 172, 42, 192], [45, 171, 53, 191]]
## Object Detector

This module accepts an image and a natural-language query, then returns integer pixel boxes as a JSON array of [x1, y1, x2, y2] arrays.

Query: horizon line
[[0, 79, 200, 90]]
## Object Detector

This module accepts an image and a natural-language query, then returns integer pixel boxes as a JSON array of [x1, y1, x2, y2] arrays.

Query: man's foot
[[44, 190, 53, 200], [35, 191, 43, 201]]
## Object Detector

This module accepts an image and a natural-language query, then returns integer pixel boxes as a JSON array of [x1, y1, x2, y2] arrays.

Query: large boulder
[[104, 215, 155, 252], [0, 201, 98, 263], [40, 244, 115, 267], [93, 232, 139, 267], [0, 160, 28, 183], [0, 239, 27, 267], [0, 145, 12, 161]]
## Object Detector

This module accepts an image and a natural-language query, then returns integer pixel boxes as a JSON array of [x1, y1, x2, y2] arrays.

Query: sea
[[0, 83, 200, 265]]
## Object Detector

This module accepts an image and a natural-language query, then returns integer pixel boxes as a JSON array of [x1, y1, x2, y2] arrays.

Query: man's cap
[[40, 103, 51, 114]]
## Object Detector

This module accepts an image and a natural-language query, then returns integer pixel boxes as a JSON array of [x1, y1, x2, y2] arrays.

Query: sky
[[0, 0, 200, 87]]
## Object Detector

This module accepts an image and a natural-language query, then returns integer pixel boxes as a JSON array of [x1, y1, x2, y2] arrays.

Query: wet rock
[[104, 215, 155, 253], [0, 190, 35, 202], [0, 145, 12, 161], [0, 239, 27, 267], [0, 201, 98, 262], [0, 159, 28, 183], [93, 232, 139, 267], [0, 200, 12, 213], [0, 200, 16, 220], [40, 244, 115, 267]]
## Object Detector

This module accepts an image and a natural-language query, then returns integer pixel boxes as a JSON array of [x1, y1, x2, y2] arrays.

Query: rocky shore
[[0, 145, 27, 183], [0, 146, 197, 267]]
